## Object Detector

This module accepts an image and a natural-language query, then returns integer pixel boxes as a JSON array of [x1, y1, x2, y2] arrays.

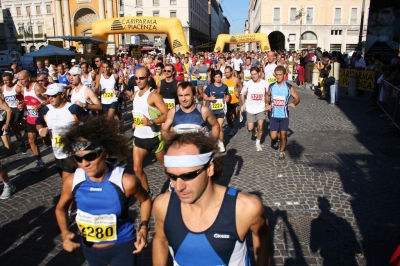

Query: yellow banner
[[339, 69, 375, 92]]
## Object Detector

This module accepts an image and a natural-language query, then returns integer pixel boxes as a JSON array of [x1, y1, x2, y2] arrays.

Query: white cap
[[68, 67, 82, 75], [43, 83, 65, 96], [71, 59, 76, 63]]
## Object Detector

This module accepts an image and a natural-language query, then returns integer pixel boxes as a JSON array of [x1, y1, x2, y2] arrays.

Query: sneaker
[[229, 129, 236, 136], [218, 142, 226, 153], [168, 182, 174, 192], [271, 139, 279, 150], [20, 143, 28, 154], [256, 143, 262, 151], [279, 152, 286, 160], [239, 111, 243, 122], [0, 184, 16, 199], [31, 162, 46, 173]]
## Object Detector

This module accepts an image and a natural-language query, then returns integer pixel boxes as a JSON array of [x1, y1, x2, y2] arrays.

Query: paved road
[[0, 86, 399, 266]]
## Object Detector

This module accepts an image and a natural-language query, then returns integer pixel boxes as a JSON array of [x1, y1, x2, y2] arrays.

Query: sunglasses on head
[[165, 162, 210, 182], [73, 150, 102, 163], [134, 76, 147, 80]]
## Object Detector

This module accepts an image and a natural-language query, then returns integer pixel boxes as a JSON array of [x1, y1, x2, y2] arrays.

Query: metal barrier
[[377, 80, 400, 132]]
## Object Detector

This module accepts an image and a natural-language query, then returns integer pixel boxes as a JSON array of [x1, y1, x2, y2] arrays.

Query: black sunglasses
[[134, 76, 147, 80], [163, 70, 172, 73], [73, 150, 102, 163], [165, 162, 210, 182]]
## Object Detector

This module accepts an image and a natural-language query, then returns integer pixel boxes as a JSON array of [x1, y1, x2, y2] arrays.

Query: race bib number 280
[[76, 210, 117, 242]]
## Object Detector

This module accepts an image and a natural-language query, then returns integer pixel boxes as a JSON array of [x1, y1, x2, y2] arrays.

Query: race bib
[[268, 77, 277, 83], [27, 108, 38, 118], [228, 87, 235, 96], [273, 95, 285, 107], [211, 99, 224, 110], [191, 75, 197, 80], [244, 75, 251, 81], [85, 83, 93, 89], [102, 89, 114, 99], [132, 111, 144, 127], [251, 94, 263, 101], [5, 95, 17, 106], [199, 74, 207, 81], [163, 98, 175, 110], [53, 135, 63, 147], [76, 209, 117, 242]]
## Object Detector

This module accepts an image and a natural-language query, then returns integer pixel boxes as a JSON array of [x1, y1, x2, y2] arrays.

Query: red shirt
[[175, 62, 184, 81]]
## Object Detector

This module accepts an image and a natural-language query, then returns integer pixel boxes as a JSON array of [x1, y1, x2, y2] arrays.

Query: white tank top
[[70, 85, 87, 105], [133, 89, 161, 139], [81, 73, 93, 89], [243, 67, 251, 82], [3, 84, 19, 108], [100, 74, 118, 104]]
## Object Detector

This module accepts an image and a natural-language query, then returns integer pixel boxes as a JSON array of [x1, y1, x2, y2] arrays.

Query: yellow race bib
[[211, 99, 224, 110], [103, 89, 114, 99], [199, 74, 207, 81], [76, 210, 117, 242], [163, 98, 175, 110], [228, 87, 235, 96], [268, 77, 277, 83], [132, 111, 144, 127], [244, 75, 251, 81], [191, 75, 197, 80], [53, 136, 63, 147]]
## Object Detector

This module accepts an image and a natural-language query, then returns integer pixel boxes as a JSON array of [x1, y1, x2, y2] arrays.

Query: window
[[330, 30, 342, 35], [334, 8, 341, 24], [36, 6, 41, 15], [289, 44, 295, 51], [289, 34, 296, 41], [170, 11, 176, 18], [136, 12, 142, 16], [26, 6, 31, 15], [290, 8, 296, 24], [306, 7, 313, 24], [153, 0, 159, 5], [136, 0, 142, 7], [38, 25, 43, 34], [350, 8, 357, 24], [16, 7, 21, 15], [46, 5, 51, 14], [170, 0, 177, 4], [273, 8, 280, 24], [302, 32, 317, 40], [153, 11, 159, 17]]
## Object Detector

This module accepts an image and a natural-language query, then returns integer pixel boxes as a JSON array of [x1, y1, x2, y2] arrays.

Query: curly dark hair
[[164, 133, 224, 182], [61, 116, 130, 158]]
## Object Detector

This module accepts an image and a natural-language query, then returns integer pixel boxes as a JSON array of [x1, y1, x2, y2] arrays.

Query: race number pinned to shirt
[[267, 76, 277, 84], [251, 94, 263, 101], [76, 209, 117, 242], [244, 75, 251, 81], [132, 111, 144, 127], [103, 89, 114, 99], [163, 98, 175, 110], [199, 74, 207, 81], [27, 107, 38, 118], [228, 87, 235, 96], [211, 99, 224, 110], [191, 75, 197, 80], [273, 95, 285, 106]]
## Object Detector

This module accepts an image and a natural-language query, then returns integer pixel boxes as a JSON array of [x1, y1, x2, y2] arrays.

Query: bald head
[[18, 70, 29, 79], [267, 52, 275, 63]]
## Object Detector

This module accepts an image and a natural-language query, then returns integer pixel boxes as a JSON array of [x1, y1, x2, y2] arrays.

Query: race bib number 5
[[251, 94, 263, 101], [163, 98, 175, 110], [211, 99, 224, 110], [76, 210, 117, 242], [132, 111, 144, 127]]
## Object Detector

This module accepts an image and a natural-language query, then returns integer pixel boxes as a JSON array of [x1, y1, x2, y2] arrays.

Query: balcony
[[16, 33, 46, 40]]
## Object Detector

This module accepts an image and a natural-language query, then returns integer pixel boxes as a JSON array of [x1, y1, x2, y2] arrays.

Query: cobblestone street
[[0, 86, 399, 266]]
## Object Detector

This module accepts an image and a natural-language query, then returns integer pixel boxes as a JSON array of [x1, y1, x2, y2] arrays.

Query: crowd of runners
[[0, 48, 308, 265]]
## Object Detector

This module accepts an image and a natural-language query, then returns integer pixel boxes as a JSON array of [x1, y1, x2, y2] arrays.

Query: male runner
[[161, 81, 219, 141], [132, 67, 168, 197], [223, 66, 242, 136], [240, 67, 269, 152], [152, 132, 271, 266], [266, 66, 300, 160], [191, 55, 209, 102], [263, 52, 278, 86], [157, 64, 178, 110], [80, 62, 96, 90], [18, 70, 49, 172], [232, 53, 243, 77]]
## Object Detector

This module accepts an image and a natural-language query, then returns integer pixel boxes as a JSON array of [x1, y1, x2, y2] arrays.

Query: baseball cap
[[68, 67, 82, 75], [71, 59, 76, 63], [44, 83, 65, 96]]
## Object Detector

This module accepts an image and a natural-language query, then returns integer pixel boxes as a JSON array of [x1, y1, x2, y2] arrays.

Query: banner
[[339, 69, 375, 92]]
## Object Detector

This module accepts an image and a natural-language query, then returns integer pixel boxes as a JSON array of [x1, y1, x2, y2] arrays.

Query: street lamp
[[295, 8, 309, 49]]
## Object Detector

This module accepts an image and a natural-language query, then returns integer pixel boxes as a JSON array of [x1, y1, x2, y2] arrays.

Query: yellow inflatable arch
[[92, 17, 189, 54], [214, 33, 271, 52]]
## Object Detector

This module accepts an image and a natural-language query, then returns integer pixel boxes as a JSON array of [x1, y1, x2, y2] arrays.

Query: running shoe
[[229, 129, 236, 136], [31, 162, 47, 173], [218, 142, 226, 153], [256, 143, 262, 151], [279, 152, 286, 160], [0, 183, 16, 199], [271, 139, 279, 150], [20, 142, 28, 154]]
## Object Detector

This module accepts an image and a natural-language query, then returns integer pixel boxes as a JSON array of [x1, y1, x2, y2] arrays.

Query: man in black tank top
[[152, 133, 271, 266], [157, 64, 178, 110]]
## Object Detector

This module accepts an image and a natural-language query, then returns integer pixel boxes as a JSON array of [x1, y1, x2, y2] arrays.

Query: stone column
[[55, 0, 63, 36], [62, 0, 71, 36], [106, 0, 116, 54], [99, 0, 105, 19]]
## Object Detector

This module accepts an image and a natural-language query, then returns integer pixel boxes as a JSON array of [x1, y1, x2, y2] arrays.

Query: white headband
[[164, 152, 214, 168]]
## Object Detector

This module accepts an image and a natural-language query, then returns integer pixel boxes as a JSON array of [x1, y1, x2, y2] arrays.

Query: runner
[[0, 162, 15, 199], [152, 132, 271, 265], [95, 61, 121, 119], [183, 57, 191, 81], [191, 55, 209, 103], [223, 66, 242, 136], [0, 96, 22, 151], [266, 66, 300, 160], [240, 66, 269, 152], [57, 64, 71, 89], [203, 70, 229, 153], [80, 62, 96, 90], [161, 81, 219, 141], [263, 52, 278, 86], [93, 56, 105, 75], [132, 67, 168, 197], [174, 57, 185, 82], [157, 64, 178, 111], [55, 116, 151, 265], [232, 53, 243, 77], [36, 73, 52, 89], [18, 70, 49, 172], [242, 57, 252, 83], [68, 67, 102, 112]]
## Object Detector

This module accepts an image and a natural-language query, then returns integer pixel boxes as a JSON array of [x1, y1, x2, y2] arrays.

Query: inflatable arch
[[92, 17, 189, 54], [214, 33, 271, 52]]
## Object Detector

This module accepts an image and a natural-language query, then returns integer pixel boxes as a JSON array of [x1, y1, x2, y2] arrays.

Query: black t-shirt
[[160, 79, 178, 104], [126, 76, 157, 92]]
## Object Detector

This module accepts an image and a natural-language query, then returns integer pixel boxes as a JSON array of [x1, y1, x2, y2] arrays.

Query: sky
[[219, 0, 250, 34]]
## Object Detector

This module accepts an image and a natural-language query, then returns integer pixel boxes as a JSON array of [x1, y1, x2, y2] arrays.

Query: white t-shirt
[[264, 63, 277, 84], [232, 58, 243, 71], [241, 79, 269, 114]]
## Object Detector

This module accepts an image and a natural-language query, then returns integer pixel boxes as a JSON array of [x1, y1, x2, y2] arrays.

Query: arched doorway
[[73, 8, 98, 51], [268, 31, 285, 51], [39, 45, 45, 49], [29, 46, 36, 52], [301, 31, 318, 49]]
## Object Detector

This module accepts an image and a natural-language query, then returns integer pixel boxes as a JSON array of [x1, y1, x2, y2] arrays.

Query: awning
[[47, 36, 115, 45]]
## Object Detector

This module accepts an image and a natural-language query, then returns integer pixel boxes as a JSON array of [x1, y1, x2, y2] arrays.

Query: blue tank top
[[269, 81, 292, 118], [190, 65, 197, 83], [164, 187, 251, 266], [58, 73, 70, 86], [72, 164, 135, 244], [172, 104, 206, 128]]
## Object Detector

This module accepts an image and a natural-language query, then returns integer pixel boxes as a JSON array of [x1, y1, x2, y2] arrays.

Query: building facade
[[247, 0, 370, 53]]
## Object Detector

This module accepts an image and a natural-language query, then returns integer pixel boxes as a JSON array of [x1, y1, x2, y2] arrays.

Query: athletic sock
[[256, 139, 260, 145], [4, 182, 9, 187]]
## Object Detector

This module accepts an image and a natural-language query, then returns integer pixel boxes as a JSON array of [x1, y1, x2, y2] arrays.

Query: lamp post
[[295, 8, 309, 50]]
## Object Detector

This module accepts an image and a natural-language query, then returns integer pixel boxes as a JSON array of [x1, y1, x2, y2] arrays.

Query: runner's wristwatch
[[139, 221, 150, 230]]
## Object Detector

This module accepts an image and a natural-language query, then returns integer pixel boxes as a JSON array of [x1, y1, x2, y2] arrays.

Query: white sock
[[4, 182, 9, 187], [256, 139, 260, 145]]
